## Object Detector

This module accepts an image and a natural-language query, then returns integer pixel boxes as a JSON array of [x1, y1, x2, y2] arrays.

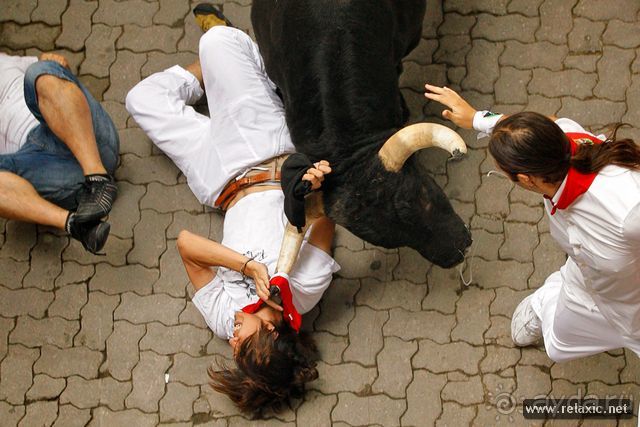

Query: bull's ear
[[378, 123, 467, 172]]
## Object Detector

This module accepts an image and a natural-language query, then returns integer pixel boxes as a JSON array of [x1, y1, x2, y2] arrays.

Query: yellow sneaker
[[193, 3, 233, 32]]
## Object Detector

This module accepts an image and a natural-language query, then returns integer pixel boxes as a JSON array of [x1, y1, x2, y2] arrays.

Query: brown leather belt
[[214, 154, 289, 211]]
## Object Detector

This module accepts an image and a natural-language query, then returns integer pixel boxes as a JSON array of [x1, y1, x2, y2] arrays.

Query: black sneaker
[[74, 175, 118, 223], [193, 3, 233, 32], [66, 213, 111, 255]]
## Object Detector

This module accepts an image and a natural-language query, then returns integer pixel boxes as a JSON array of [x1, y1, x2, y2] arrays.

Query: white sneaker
[[511, 294, 543, 346]]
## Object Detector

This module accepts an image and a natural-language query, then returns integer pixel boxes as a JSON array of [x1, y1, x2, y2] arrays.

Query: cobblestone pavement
[[1, 0, 639, 426]]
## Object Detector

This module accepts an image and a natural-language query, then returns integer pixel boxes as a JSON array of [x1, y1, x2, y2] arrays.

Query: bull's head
[[324, 123, 472, 268]]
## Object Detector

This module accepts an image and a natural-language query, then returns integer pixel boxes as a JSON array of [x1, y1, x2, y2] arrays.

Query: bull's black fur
[[252, 0, 472, 267]]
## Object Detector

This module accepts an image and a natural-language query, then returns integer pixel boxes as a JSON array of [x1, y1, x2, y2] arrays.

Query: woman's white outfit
[[126, 27, 340, 340]]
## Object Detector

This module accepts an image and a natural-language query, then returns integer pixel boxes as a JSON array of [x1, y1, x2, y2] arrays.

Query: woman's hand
[[302, 160, 331, 190], [39, 53, 69, 69], [244, 260, 283, 311], [424, 84, 477, 129]]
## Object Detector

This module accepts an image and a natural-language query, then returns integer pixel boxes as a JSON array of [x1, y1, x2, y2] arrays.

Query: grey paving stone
[[623, 73, 640, 129], [594, 46, 635, 101], [475, 175, 512, 216], [295, 391, 336, 427], [462, 40, 504, 94], [32, 0, 68, 26], [102, 320, 145, 382], [334, 246, 398, 282], [0, 344, 39, 404], [0, 401, 25, 427], [177, 13, 201, 53], [603, 20, 640, 48], [372, 337, 417, 398], [564, 54, 600, 73], [332, 392, 406, 426], [392, 247, 431, 284], [575, 0, 640, 22], [125, 351, 171, 412], [413, 340, 484, 375], [436, 402, 476, 427], [108, 182, 146, 239], [568, 18, 606, 54], [159, 382, 199, 422], [34, 345, 103, 379], [434, 35, 472, 67], [520, 346, 554, 367], [444, 0, 509, 14], [1, 221, 37, 261], [311, 361, 376, 394], [536, 0, 577, 44], [491, 288, 533, 318], [357, 278, 426, 311], [495, 67, 531, 105], [515, 365, 551, 403], [141, 183, 202, 214], [25, 374, 65, 401], [55, 0, 97, 51], [116, 154, 180, 185], [438, 13, 476, 36], [53, 405, 92, 427], [384, 307, 455, 343], [499, 222, 539, 263], [78, 75, 109, 101], [0, 317, 14, 362], [529, 68, 598, 100], [471, 214, 504, 234], [89, 407, 158, 427], [313, 332, 348, 365], [451, 287, 493, 345], [23, 234, 66, 290], [128, 209, 172, 268], [343, 306, 388, 366], [155, 243, 189, 298], [472, 259, 534, 290], [18, 401, 57, 427], [315, 278, 359, 335], [529, 233, 566, 288], [481, 345, 522, 373], [402, 370, 447, 426], [423, 266, 461, 314], [104, 50, 147, 103], [80, 24, 122, 78], [93, 0, 159, 26], [558, 97, 627, 127], [0, 288, 53, 318], [64, 235, 131, 267], [551, 352, 625, 383], [167, 212, 210, 240], [467, 229, 504, 261], [0, 22, 60, 50], [442, 375, 484, 405], [140, 322, 211, 357], [508, 0, 543, 16], [167, 353, 216, 386], [444, 148, 485, 202], [0, 1, 37, 24], [221, 3, 253, 37], [60, 376, 131, 410], [622, 349, 640, 383], [101, 100, 129, 129], [115, 292, 185, 325], [203, 387, 244, 419], [48, 284, 87, 320], [117, 25, 182, 54], [404, 38, 437, 65], [0, 257, 29, 289], [422, 0, 443, 38], [154, 0, 190, 26], [54, 262, 94, 288], [75, 291, 119, 351], [89, 264, 158, 296], [472, 13, 538, 43], [10, 316, 79, 348]]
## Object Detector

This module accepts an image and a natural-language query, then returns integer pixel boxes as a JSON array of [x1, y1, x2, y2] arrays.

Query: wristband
[[473, 110, 504, 138]]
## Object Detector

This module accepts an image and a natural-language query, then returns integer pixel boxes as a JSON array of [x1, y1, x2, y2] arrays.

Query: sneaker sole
[[511, 294, 542, 347], [86, 222, 111, 254]]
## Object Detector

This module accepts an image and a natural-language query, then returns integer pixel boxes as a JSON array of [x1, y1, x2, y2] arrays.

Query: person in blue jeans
[[0, 52, 119, 253]]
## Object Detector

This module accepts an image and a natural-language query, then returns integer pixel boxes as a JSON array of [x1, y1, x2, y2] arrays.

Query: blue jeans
[[0, 61, 119, 210]]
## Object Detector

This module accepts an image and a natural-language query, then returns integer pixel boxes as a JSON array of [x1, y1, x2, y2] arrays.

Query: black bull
[[252, 0, 473, 268]]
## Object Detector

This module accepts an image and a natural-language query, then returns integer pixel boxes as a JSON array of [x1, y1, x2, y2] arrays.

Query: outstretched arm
[[177, 230, 280, 310]]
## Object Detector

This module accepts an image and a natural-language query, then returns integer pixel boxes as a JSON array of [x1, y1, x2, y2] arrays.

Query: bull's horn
[[276, 192, 325, 274], [378, 123, 467, 172]]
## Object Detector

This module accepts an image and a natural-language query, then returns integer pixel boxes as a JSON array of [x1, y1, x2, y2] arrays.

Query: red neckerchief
[[545, 132, 602, 215], [241, 273, 302, 332]]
